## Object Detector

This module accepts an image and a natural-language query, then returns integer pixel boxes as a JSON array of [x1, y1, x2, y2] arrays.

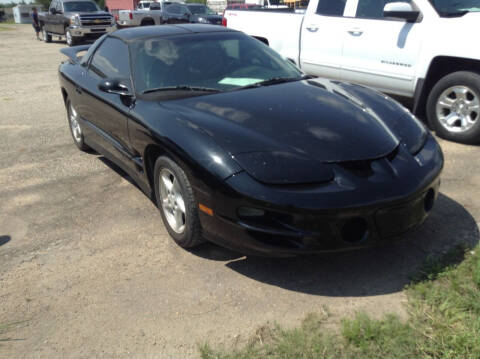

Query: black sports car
[[58, 25, 443, 256]]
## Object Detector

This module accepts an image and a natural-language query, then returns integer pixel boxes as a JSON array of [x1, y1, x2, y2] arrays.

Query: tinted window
[[356, 0, 411, 19], [63, 1, 99, 12], [131, 32, 302, 94], [317, 0, 347, 16], [429, 0, 480, 16], [90, 37, 131, 79], [167, 4, 180, 14]]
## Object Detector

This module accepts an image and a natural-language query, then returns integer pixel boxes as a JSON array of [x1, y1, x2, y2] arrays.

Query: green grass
[[200, 244, 480, 358]]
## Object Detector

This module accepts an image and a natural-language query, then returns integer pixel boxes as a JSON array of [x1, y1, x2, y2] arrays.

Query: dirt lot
[[1, 24, 480, 358]]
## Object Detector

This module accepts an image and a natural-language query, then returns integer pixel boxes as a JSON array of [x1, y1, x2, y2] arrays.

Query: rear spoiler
[[60, 45, 91, 64]]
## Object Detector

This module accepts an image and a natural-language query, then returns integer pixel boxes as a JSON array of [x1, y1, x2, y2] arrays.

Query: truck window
[[356, 0, 411, 19], [89, 37, 131, 79], [316, 0, 347, 16]]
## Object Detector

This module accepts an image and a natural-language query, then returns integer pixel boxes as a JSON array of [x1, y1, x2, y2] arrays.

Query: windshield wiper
[[235, 75, 310, 91], [142, 85, 221, 95]]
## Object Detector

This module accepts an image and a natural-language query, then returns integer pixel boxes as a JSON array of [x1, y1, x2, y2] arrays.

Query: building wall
[[105, 0, 137, 12]]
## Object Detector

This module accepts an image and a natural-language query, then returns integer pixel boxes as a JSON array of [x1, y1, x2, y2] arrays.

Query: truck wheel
[[65, 29, 77, 47], [42, 26, 51, 43], [427, 71, 480, 144]]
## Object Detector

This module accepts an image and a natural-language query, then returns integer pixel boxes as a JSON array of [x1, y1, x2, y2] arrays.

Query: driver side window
[[316, 0, 347, 16], [89, 37, 131, 80], [356, 0, 412, 19]]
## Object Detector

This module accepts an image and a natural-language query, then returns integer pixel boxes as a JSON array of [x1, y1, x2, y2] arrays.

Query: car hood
[[164, 79, 399, 160]]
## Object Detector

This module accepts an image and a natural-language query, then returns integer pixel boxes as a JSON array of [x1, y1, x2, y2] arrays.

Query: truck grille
[[80, 15, 112, 26]]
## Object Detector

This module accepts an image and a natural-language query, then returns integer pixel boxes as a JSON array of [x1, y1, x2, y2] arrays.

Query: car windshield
[[187, 5, 216, 14], [429, 0, 480, 16], [131, 32, 303, 95], [63, 1, 99, 12]]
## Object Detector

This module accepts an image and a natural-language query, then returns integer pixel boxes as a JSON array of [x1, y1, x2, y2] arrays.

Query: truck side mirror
[[383, 2, 420, 22], [50, 8, 57, 15]]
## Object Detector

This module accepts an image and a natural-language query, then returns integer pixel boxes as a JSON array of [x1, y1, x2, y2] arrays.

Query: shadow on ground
[[222, 194, 478, 297], [96, 156, 478, 296], [0, 235, 11, 247]]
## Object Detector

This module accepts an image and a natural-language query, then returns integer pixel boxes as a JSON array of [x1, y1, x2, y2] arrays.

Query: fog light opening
[[341, 217, 368, 243], [424, 189, 435, 213]]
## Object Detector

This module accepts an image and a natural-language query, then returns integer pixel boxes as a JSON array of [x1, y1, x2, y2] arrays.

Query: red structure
[[106, 0, 139, 16]]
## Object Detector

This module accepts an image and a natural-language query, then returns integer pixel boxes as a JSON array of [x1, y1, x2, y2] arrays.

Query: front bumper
[[68, 24, 116, 38], [198, 134, 444, 256]]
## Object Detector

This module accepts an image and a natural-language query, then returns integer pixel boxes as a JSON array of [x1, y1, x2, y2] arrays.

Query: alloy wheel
[[436, 85, 479, 133], [159, 168, 186, 234], [69, 104, 82, 142]]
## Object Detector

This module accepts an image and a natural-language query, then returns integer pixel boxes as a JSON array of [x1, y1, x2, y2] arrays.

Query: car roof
[[111, 24, 236, 42]]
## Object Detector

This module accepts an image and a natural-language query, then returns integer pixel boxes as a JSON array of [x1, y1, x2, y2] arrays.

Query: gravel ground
[[1, 24, 479, 358]]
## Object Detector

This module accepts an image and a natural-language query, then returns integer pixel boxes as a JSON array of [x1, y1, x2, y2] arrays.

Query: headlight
[[70, 15, 80, 26], [197, 17, 209, 23]]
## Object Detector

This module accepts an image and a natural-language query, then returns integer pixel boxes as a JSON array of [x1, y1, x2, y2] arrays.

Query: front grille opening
[[424, 188, 435, 213], [341, 217, 368, 243]]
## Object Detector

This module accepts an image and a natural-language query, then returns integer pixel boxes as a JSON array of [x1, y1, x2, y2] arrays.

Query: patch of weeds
[[201, 243, 480, 358]]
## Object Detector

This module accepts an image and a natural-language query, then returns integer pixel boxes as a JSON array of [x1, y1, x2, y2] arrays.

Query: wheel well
[[415, 56, 480, 117], [144, 144, 165, 191], [141, 18, 154, 25], [253, 36, 269, 46], [61, 88, 68, 105]]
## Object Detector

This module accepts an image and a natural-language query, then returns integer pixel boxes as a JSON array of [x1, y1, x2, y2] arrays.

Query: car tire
[[66, 100, 90, 151], [42, 26, 51, 43], [65, 29, 77, 47], [154, 156, 204, 248], [427, 71, 480, 144]]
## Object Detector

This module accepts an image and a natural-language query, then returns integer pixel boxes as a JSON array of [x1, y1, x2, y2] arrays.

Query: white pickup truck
[[118, 0, 183, 27], [224, 0, 480, 144]]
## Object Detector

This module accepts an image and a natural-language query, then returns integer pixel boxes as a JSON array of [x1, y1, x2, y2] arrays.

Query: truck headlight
[[111, 16, 116, 25], [70, 15, 80, 26]]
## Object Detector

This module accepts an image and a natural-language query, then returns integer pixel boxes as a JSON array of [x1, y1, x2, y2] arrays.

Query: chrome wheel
[[42, 27, 46, 40], [66, 30, 72, 46], [159, 168, 186, 234], [69, 104, 82, 143], [436, 85, 479, 133]]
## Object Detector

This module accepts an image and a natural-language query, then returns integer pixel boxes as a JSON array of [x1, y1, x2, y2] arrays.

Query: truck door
[[300, 0, 352, 80], [341, 0, 424, 97], [46, 0, 57, 33]]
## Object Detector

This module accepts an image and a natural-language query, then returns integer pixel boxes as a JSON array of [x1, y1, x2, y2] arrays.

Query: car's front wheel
[[427, 71, 480, 144], [66, 100, 90, 151], [65, 29, 77, 47], [154, 156, 204, 248]]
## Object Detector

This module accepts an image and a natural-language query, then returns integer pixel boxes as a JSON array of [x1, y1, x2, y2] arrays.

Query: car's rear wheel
[[67, 100, 90, 151], [427, 71, 480, 144], [42, 26, 51, 43], [154, 156, 204, 248]]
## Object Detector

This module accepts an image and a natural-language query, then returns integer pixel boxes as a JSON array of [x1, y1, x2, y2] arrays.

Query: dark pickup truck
[[39, 0, 116, 46]]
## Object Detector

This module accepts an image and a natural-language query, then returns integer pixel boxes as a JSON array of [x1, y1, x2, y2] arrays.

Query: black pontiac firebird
[[58, 25, 443, 256]]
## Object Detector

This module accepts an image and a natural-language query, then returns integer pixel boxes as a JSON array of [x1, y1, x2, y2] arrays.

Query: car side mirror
[[383, 2, 420, 22], [50, 8, 57, 15], [98, 78, 132, 97]]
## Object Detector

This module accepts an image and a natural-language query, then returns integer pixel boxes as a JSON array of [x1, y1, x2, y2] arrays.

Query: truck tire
[[42, 26, 51, 43], [65, 29, 77, 47], [427, 71, 480, 144]]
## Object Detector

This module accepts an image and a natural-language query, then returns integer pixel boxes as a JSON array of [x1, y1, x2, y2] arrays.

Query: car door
[[74, 37, 136, 169], [300, 0, 353, 80], [341, 0, 424, 97]]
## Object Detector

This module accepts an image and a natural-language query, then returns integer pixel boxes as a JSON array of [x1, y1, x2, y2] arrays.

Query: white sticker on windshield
[[218, 77, 263, 86]]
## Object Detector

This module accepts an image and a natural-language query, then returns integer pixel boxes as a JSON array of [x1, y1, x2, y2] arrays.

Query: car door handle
[[75, 87, 82, 94], [306, 24, 318, 32], [348, 29, 363, 36]]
